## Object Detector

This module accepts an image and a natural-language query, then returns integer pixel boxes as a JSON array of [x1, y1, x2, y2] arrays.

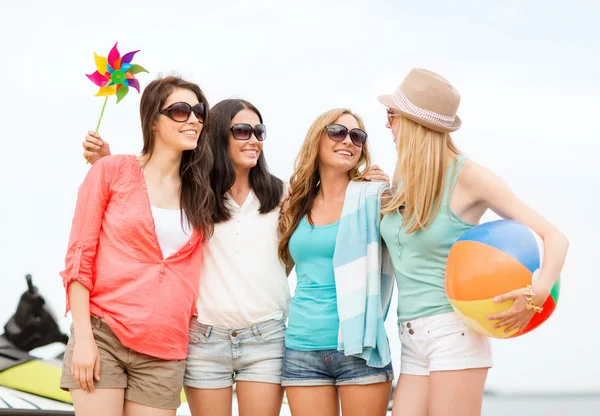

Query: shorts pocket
[[188, 320, 207, 344]]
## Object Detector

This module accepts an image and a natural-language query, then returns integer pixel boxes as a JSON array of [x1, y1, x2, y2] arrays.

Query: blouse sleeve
[[59, 157, 117, 307]]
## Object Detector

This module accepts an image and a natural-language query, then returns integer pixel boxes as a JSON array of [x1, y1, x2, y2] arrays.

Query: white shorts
[[398, 312, 493, 376]]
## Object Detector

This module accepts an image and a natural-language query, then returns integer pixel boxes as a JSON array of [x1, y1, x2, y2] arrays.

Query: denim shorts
[[281, 347, 394, 387], [184, 318, 286, 389]]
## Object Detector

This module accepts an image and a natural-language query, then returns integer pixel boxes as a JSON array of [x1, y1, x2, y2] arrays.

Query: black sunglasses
[[159, 102, 206, 123], [230, 123, 267, 141], [326, 124, 368, 147]]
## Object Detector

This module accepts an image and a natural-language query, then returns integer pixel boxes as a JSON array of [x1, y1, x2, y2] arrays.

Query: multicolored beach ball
[[445, 219, 560, 339]]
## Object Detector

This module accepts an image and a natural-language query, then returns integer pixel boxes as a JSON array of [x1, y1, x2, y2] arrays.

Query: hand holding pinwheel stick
[[85, 42, 148, 163]]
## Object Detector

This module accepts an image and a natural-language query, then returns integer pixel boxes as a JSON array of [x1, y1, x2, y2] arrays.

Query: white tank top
[[150, 206, 191, 258]]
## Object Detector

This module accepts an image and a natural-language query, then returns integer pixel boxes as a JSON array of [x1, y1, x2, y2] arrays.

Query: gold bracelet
[[524, 285, 543, 313]]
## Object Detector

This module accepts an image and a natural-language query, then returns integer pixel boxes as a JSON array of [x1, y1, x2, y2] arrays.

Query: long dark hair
[[139, 75, 215, 240], [209, 99, 283, 223]]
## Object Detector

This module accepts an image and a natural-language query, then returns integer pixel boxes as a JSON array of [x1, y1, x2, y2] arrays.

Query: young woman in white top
[[184, 99, 290, 416]]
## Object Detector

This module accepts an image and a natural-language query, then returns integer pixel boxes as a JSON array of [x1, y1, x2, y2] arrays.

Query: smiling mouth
[[180, 129, 198, 137], [242, 149, 258, 157], [335, 149, 353, 157]]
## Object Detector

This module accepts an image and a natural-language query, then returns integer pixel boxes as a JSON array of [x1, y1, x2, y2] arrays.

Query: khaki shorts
[[60, 316, 186, 409]]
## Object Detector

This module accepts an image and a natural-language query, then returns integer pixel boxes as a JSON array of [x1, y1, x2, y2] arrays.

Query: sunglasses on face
[[386, 108, 400, 124], [159, 102, 206, 123], [230, 123, 267, 141], [326, 124, 368, 147]]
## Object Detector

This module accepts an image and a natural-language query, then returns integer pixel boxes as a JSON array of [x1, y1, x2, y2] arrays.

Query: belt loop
[[204, 325, 212, 338], [251, 323, 261, 340]]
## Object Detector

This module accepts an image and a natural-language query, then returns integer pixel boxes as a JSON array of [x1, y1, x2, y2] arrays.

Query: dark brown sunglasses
[[159, 102, 206, 123], [230, 123, 267, 141], [326, 124, 367, 147]]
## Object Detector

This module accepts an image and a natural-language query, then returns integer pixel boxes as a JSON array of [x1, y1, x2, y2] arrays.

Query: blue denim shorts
[[281, 347, 394, 387], [184, 318, 286, 389]]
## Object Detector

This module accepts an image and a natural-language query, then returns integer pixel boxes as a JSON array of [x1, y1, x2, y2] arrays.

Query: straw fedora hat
[[378, 68, 462, 133]]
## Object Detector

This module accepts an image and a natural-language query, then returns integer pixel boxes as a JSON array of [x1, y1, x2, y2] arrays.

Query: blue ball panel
[[456, 220, 540, 273]]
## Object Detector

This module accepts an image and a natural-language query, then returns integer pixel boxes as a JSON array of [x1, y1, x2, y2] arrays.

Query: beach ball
[[445, 219, 560, 339]]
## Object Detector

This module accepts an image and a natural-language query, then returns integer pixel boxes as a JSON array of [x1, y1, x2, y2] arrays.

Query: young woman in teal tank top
[[378, 69, 569, 416], [277, 109, 394, 416]]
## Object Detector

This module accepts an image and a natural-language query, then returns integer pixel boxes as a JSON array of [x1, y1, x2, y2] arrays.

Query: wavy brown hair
[[278, 108, 372, 265], [139, 75, 215, 240], [382, 115, 460, 233]]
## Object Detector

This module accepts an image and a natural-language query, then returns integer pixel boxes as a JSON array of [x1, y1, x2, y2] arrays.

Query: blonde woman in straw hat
[[378, 68, 568, 416]]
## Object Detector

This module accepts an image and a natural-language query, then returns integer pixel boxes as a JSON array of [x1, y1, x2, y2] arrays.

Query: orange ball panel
[[446, 241, 533, 301]]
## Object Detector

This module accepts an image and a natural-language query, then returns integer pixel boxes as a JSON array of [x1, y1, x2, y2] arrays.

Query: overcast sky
[[1, 0, 598, 394]]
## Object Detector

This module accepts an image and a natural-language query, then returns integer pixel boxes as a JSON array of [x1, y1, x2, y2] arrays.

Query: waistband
[[399, 311, 463, 332], [191, 317, 286, 342]]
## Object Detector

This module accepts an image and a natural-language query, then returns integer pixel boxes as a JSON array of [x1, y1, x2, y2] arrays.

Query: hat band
[[393, 89, 456, 128]]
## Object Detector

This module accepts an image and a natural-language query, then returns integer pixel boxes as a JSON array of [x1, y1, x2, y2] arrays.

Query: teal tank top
[[381, 156, 475, 324], [285, 216, 340, 351]]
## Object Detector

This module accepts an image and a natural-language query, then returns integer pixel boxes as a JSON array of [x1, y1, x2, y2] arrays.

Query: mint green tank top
[[380, 156, 475, 324]]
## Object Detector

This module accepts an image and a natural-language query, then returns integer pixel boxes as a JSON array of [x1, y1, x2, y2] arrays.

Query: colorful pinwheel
[[85, 42, 148, 162], [86, 42, 148, 104]]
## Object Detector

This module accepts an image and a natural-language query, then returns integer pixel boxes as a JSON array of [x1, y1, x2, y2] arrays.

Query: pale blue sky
[[0, 0, 598, 393]]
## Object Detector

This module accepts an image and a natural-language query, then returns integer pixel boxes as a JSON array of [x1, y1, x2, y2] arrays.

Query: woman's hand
[[364, 165, 390, 184], [71, 335, 101, 393], [280, 185, 292, 213], [487, 282, 550, 333], [82, 131, 111, 165]]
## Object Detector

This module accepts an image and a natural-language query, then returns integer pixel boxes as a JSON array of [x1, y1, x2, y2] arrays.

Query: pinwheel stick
[[96, 96, 109, 131], [86, 96, 109, 164]]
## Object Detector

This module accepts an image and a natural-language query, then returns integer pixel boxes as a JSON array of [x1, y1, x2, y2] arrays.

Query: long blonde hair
[[278, 109, 372, 265], [382, 115, 460, 233]]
